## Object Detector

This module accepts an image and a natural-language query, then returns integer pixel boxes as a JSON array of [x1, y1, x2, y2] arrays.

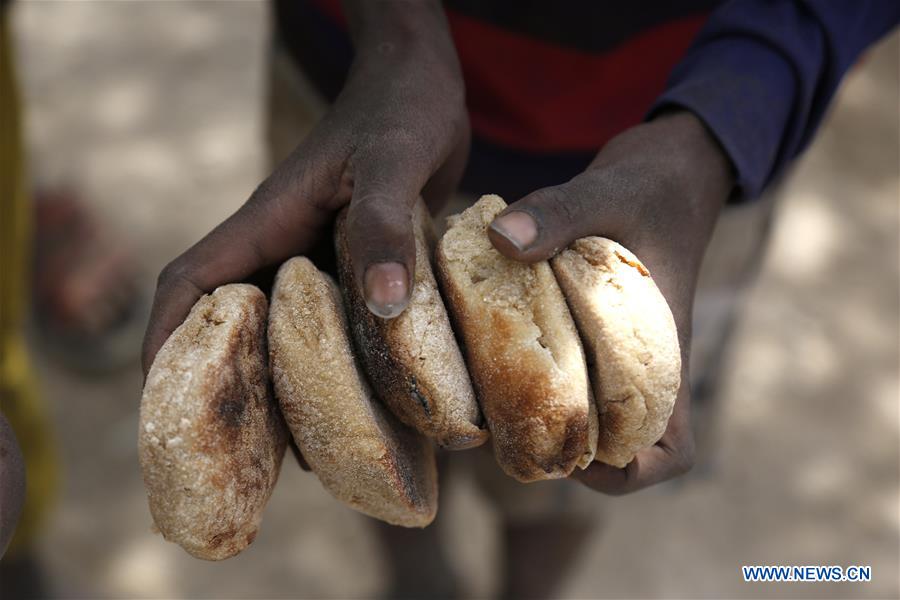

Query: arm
[[488, 1, 898, 493], [142, 0, 470, 372], [489, 110, 731, 494], [652, 0, 900, 199]]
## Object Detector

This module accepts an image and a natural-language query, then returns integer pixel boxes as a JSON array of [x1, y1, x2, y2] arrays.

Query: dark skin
[[141, 0, 731, 541], [141, 0, 468, 357], [136, 1, 734, 596], [0, 0, 733, 578], [143, 2, 732, 493], [493, 110, 734, 493]]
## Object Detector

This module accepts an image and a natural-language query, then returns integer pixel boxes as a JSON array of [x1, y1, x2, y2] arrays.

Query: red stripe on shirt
[[311, 0, 706, 153], [313, 0, 346, 25], [447, 11, 707, 152]]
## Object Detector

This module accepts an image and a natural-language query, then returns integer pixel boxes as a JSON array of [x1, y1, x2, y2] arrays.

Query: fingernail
[[364, 262, 409, 319], [490, 211, 538, 251]]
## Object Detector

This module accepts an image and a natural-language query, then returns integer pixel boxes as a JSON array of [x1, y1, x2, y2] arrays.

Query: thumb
[[342, 154, 425, 319], [487, 181, 618, 263]]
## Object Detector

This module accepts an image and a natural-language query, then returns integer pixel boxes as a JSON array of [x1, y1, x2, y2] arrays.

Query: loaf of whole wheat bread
[[552, 237, 681, 468], [335, 198, 488, 450], [139, 284, 287, 560], [435, 195, 598, 482], [268, 256, 438, 527]]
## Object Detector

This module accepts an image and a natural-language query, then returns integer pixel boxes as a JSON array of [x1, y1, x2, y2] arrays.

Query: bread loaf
[[139, 284, 286, 560], [435, 195, 597, 482], [268, 257, 438, 527], [551, 237, 681, 468], [335, 199, 487, 450]]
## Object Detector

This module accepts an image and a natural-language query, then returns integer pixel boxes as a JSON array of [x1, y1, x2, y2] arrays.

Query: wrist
[[649, 109, 735, 205], [344, 0, 456, 60], [579, 109, 732, 273], [643, 109, 733, 277], [343, 0, 463, 103]]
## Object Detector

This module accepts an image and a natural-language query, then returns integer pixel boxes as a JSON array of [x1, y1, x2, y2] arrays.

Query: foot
[[372, 518, 460, 600], [32, 187, 148, 373], [500, 516, 599, 600]]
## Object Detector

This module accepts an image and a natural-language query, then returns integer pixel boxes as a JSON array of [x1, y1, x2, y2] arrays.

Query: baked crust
[[139, 284, 287, 560], [335, 199, 487, 450], [435, 195, 597, 482], [268, 257, 438, 527], [551, 237, 681, 468]]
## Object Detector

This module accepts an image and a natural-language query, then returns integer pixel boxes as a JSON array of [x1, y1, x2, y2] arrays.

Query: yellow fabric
[[0, 7, 58, 555]]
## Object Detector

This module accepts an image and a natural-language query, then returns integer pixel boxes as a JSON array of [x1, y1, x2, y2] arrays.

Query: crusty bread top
[[335, 199, 487, 450], [268, 257, 437, 527], [139, 284, 286, 560], [551, 237, 681, 468], [436, 195, 597, 482]]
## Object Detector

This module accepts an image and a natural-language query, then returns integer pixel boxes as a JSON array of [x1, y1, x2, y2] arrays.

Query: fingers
[[142, 154, 340, 375], [571, 247, 698, 496], [420, 121, 470, 215], [343, 195, 415, 319], [488, 185, 575, 263], [488, 178, 624, 263], [572, 441, 695, 495], [573, 382, 695, 495], [343, 148, 431, 319]]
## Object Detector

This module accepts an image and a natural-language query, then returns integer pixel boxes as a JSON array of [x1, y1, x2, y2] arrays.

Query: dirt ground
[[9, 2, 899, 598]]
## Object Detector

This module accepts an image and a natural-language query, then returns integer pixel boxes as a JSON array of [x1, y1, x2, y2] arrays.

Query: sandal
[[31, 187, 149, 373]]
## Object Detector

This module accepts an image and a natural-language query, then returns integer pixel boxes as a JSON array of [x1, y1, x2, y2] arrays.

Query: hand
[[142, 0, 469, 374], [487, 110, 734, 494]]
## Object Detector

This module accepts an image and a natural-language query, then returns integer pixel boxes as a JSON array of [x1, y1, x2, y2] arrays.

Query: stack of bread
[[139, 195, 680, 560]]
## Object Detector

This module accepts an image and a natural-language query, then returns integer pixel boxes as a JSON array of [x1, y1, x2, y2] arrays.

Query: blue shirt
[[275, 0, 899, 200], [652, 0, 900, 198]]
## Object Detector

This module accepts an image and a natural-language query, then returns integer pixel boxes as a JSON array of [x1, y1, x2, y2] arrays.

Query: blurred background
[[2, 1, 898, 598]]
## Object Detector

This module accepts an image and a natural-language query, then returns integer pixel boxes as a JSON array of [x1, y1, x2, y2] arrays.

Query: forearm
[[632, 110, 733, 347], [652, 0, 900, 199], [486, 109, 736, 491], [339, 0, 464, 108], [579, 109, 733, 282], [639, 110, 733, 261], [341, 0, 456, 56]]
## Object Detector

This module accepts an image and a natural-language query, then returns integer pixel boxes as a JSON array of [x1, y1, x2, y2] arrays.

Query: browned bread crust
[[334, 199, 488, 450], [551, 237, 681, 468], [139, 284, 287, 560], [435, 195, 597, 482], [268, 257, 438, 527]]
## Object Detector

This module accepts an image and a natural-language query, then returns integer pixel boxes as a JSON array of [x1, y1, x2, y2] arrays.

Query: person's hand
[[487, 110, 734, 494], [142, 0, 469, 374]]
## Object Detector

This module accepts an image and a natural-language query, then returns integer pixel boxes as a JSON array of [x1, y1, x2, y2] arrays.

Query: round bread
[[268, 256, 438, 527], [334, 199, 488, 450], [139, 284, 287, 560], [551, 237, 681, 468], [435, 195, 597, 482]]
